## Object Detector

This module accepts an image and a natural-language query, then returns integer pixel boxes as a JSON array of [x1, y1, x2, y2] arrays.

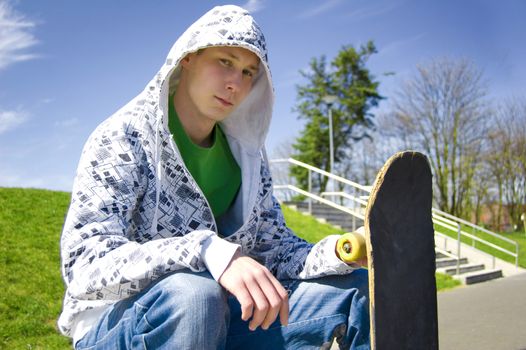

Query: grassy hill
[[0, 188, 72, 349], [0, 187, 462, 349]]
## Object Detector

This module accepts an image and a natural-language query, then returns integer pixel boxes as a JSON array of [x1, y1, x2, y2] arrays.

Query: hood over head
[[154, 5, 273, 155]]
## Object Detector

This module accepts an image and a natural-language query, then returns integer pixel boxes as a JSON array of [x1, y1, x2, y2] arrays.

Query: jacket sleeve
[[61, 120, 238, 301], [255, 194, 359, 281], [251, 162, 360, 281]]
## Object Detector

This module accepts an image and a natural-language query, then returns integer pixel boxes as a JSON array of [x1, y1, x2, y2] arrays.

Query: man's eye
[[243, 69, 254, 78], [220, 59, 232, 67]]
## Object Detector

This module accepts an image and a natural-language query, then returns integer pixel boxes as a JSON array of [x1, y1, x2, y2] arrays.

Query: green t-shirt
[[168, 96, 241, 219]]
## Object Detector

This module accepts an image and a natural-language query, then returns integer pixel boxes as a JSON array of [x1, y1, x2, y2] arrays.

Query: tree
[[291, 41, 383, 193], [390, 58, 489, 218], [486, 97, 526, 230]]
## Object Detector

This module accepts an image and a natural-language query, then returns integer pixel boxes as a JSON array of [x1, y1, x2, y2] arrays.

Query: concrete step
[[436, 257, 469, 268], [292, 205, 363, 232], [320, 216, 360, 225], [309, 209, 361, 218], [455, 269, 503, 285], [285, 201, 361, 215], [312, 219, 355, 233], [437, 263, 486, 276], [303, 209, 362, 220], [435, 251, 450, 259]]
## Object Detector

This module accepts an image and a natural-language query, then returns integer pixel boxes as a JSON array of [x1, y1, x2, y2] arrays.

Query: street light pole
[[322, 95, 338, 194], [328, 106, 334, 177]]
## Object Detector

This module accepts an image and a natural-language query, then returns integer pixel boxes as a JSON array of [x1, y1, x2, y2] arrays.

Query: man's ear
[[180, 53, 194, 69]]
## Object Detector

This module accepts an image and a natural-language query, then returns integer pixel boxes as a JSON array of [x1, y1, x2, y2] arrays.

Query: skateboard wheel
[[337, 232, 366, 263]]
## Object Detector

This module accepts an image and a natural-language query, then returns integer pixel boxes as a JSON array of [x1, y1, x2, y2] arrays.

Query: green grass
[[434, 272, 462, 291], [281, 205, 346, 242], [434, 221, 526, 268], [0, 188, 72, 349]]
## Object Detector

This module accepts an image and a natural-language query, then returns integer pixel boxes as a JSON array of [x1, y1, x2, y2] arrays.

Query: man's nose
[[226, 70, 243, 92]]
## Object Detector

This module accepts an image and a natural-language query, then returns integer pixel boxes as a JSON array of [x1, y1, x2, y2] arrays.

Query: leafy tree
[[390, 58, 489, 218], [291, 41, 383, 193], [486, 97, 526, 230]]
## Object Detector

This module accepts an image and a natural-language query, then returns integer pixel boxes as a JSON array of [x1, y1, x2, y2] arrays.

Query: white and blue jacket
[[58, 5, 357, 341]]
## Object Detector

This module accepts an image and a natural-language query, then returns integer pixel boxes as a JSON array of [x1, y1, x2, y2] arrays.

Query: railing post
[[351, 187, 355, 232], [457, 223, 461, 276], [308, 169, 312, 214]]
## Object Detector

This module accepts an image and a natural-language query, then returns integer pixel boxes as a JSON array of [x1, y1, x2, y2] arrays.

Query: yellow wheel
[[336, 232, 366, 263]]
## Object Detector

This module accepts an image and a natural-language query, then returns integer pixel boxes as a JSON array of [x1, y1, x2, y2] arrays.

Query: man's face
[[180, 46, 260, 123]]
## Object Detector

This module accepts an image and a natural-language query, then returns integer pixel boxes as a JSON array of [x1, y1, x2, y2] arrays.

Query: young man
[[59, 5, 369, 349]]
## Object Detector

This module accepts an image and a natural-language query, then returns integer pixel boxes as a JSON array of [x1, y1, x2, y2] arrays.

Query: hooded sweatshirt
[[58, 5, 358, 342]]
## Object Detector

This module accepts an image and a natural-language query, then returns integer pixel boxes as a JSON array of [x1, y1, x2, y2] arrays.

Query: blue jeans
[[75, 269, 369, 350]]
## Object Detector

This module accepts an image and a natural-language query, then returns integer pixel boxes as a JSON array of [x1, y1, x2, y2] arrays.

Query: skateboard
[[337, 151, 439, 349]]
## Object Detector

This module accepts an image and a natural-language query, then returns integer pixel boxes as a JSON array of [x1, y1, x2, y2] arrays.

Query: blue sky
[[1, 0, 525, 191]]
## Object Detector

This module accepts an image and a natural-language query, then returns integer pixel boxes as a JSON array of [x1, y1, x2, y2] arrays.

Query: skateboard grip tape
[[336, 232, 366, 263]]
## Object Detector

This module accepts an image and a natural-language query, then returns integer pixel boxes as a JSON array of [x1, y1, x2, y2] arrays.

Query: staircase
[[434, 252, 503, 285], [284, 201, 363, 232], [283, 200, 505, 285]]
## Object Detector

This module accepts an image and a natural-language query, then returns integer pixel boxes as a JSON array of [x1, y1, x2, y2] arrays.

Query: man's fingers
[[256, 274, 282, 330], [245, 276, 269, 330], [261, 269, 289, 329], [235, 285, 254, 322], [219, 254, 289, 331], [269, 270, 290, 327], [279, 296, 289, 327]]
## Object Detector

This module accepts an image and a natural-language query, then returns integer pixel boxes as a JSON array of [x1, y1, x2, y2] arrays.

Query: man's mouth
[[215, 96, 233, 107]]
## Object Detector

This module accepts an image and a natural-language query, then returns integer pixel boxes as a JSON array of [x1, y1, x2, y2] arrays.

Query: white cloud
[[241, 0, 265, 13], [0, 167, 52, 190], [380, 33, 426, 56], [345, 2, 402, 22], [0, 109, 28, 134], [0, 0, 38, 71], [0, 173, 45, 188], [54, 117, 79, 128], [275, 69, 304, 89], [39, 97, 54, 104], [0, 166, 74, 191], [297, 0, 343, 20]]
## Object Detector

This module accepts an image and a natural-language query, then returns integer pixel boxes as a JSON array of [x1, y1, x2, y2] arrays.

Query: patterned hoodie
[[58, 4, 357, 341]]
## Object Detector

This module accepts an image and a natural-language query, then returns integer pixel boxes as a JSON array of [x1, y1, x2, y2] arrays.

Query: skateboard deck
[[338, 151, 438, 349]]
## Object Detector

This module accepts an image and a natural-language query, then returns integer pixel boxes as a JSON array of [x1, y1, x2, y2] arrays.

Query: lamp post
[[322, 95, 338, 194]]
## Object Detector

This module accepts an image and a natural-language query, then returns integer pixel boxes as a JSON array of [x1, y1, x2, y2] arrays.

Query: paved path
[[330, 273, 526, 349], [438, 272, 526, 350]]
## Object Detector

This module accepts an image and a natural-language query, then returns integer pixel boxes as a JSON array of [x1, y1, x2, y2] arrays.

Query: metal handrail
[[432, 208, 519, 267], [271, 158, 371, 192], [321, 191, 368, 206], [433, 208, 519, 246], [274, 185, 364, 220], [270, 157, 520, 268]]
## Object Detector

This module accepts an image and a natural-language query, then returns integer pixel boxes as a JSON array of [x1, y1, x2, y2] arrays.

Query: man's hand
[[218, 250, 289, 331]]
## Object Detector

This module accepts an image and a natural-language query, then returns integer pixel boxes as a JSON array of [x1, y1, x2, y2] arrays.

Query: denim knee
[[349, 269, 369, 296], [135, 271, 230, 349], [147, 271, 229, 321], [317, 268, 369, 297]]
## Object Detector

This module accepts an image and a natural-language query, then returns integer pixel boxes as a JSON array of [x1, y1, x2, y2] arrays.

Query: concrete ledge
[[437, 263, 485, 275], [457, 269, 503, 285], [436, 257, 468, 268]]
